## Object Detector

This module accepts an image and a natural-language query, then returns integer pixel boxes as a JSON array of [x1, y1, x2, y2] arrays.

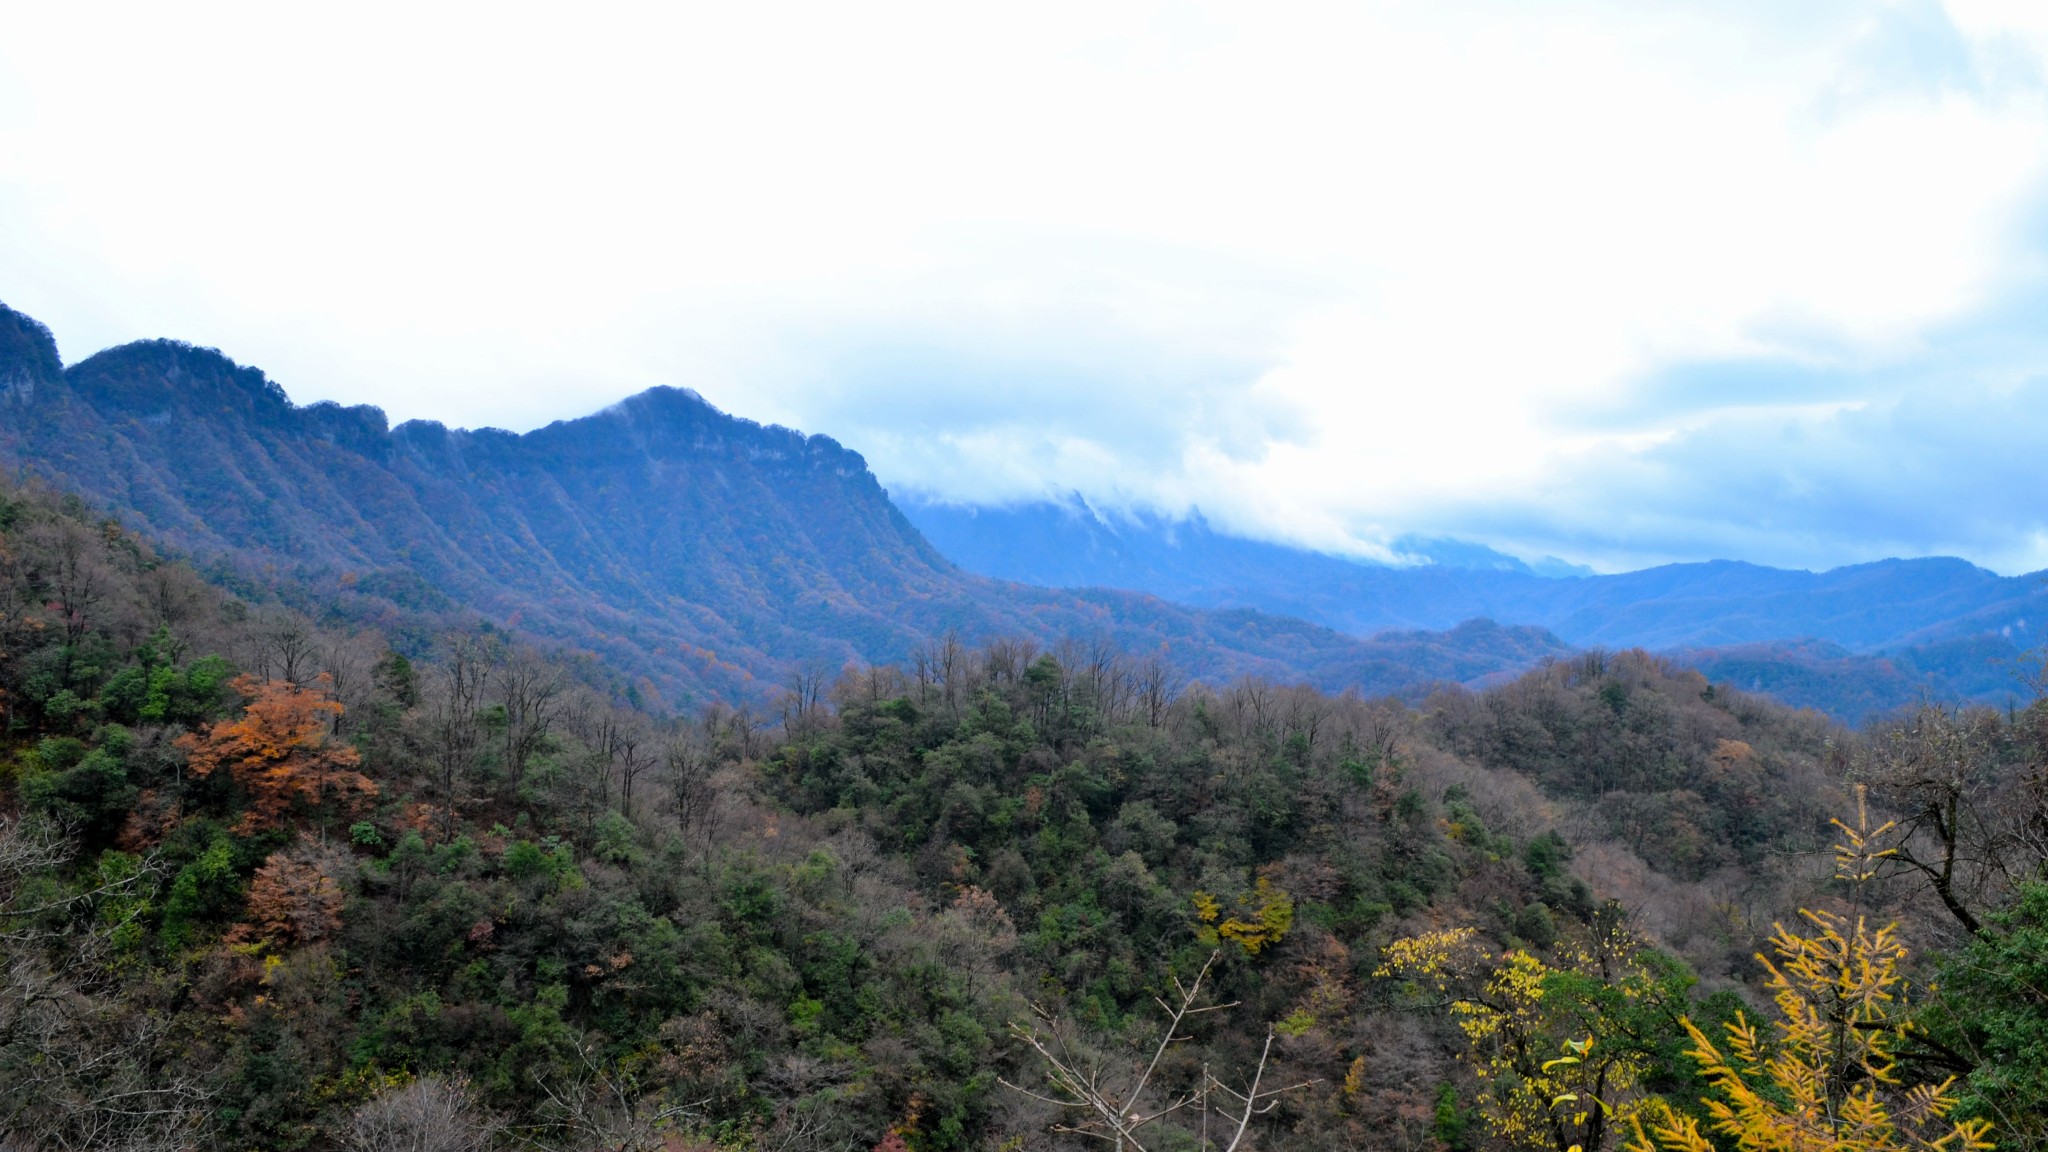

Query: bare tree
[[832, 661, 906, 710], [663, 730, 720, 856], [560, 692, 623, 833], [23, 518, 112, 646], [984, 637, 1040, 688], [1855, 703, 2048, 938], [923, 632, 969, 717], [722, 704, 765, 762], [497, 647, 565, 795], [319, 629, 388, 737], [346, 1075, 502, 1152], [911, 642, 935, 707], [1074, 637, 1137, 725], [267, 611, 323, 686], [779, 661, 831, 742], [134, 561, 210, 636], [1135, 653, 1183, 730], [1002, 952, 1315, 1152], [525, 1039, 706, 1152], [426, 633, 503, 840], [0, 819, 168, 951], [0, 818, 208, 1151], [611, 713, 655, 815]]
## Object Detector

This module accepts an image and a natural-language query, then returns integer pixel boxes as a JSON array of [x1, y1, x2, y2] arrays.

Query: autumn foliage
[[1626, 907, 1993, 1152], [1377, 921, 1668, 1152], [177, 674, 375, 832], [1626, 795, 1996, 1152], [231, 843, 348, 948]]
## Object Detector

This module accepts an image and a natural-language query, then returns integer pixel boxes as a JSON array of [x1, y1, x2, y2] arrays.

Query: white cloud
[[4, 1, 2048, 570]]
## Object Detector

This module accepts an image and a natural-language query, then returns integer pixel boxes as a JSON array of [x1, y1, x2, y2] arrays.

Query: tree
[[610, 712, 655, 814], [1627, 796, 1995, 1152], [177, 674, 376, 833], [424, 634, 498, 840], [1854, 703, 2046, 939], [1921, 881, 2048, 1149], [1002, 951, 1316, 1152], [1193, 876, 1295, 955], [779, 659, 831, 741], [1626, 908, 1992, 1152], [1376, 917, 1684, 1152], [0, 818, 208, 1150], [345, 1075, 501, 1152], [23, 517, 111, 646], [229, 840, 348, 949], [495, 644, 563, 795]]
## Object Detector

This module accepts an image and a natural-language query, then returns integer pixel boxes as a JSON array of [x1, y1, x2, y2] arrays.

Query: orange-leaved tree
[[178, 674, 376, 833]]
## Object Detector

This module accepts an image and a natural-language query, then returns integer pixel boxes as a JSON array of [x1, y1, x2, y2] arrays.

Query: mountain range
[[3, 298, 2037, 721], [0, 301, 1571, 709], [903, 498, 2042, 648], [900, 497, 2047, 720]]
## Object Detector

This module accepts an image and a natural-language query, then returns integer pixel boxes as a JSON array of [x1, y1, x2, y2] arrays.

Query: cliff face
[[0, 302, 1558, 705]]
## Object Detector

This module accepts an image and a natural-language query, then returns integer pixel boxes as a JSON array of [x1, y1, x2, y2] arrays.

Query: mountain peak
[[0, 301, 63, 403], [68, 339, 293, 422]]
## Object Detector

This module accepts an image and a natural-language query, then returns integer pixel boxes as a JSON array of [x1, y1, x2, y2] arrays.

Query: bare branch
[[1003, 951, 1313, 1151]]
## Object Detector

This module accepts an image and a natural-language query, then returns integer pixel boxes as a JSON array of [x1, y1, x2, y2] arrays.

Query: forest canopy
[[2, 476, 2046, 1152]]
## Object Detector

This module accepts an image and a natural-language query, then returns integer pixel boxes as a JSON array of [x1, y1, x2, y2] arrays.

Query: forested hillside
[[0, 302, 1570, 709], [9, 474, 2048, 1152]]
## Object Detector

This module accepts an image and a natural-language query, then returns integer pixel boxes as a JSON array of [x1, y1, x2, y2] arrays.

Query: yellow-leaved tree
[[1377, 914, 1677, 1152], [1628, 790, 1994, 1152], [1192, 874, 1296, 955]]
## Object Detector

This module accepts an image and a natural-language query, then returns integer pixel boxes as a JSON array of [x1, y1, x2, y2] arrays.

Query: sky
[[5, 1, 2048, 574]]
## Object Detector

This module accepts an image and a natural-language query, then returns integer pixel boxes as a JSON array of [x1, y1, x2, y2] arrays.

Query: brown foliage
[[230, 843, 347, 949], [177, 674, 376, 832]]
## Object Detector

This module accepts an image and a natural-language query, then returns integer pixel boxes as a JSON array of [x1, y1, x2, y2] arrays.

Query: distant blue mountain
[[900, 497, 2048, 721], [899, 497, 2045, 651]]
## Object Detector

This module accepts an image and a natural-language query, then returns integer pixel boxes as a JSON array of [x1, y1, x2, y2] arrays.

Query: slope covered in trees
[[12, 471, 2048, 1152], [0, 301, 1573, 710]]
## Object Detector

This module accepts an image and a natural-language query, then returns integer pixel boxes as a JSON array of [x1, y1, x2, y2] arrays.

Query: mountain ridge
[[9, 299, 2035, 722], [0, 302, 1572, 707]]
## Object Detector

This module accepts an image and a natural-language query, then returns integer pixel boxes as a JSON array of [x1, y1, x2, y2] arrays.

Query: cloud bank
[[6, 1, 2048, 572]]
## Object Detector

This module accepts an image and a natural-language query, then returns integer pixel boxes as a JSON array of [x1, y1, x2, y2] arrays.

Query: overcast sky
[[6, 1, 2048, 573]]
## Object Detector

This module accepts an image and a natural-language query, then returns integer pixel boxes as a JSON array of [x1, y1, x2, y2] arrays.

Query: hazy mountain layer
[[902, 499, 2046, 652], [901, 499, 2046, 720], [1664, 634, 2035, 724]]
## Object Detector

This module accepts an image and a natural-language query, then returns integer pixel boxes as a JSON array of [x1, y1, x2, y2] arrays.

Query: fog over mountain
[[12, 5, 2048, 576]]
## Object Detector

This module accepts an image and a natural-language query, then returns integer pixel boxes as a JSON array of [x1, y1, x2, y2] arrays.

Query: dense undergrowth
[[3, 477, 2046, 1152]]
